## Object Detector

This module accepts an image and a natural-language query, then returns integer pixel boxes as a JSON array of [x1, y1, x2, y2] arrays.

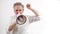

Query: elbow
[[8, 28, 12, 32], [36, 14, 40, 16]]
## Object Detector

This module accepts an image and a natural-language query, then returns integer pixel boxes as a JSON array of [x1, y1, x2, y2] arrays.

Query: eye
[[16, 10, 18, 11], [19, 10, 22, 11]]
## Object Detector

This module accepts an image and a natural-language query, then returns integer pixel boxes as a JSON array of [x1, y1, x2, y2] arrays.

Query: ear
[[23, 9, 24, 11]]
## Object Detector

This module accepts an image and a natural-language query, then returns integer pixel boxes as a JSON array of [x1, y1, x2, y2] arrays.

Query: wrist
[[28, 8, 33, 10]]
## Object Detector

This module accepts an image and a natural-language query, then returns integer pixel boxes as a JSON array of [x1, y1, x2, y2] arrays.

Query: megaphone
[[16, 13, 26, 25]]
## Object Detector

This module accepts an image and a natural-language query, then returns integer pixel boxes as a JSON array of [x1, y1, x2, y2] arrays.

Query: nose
[[16, 11, 20, 14], [16, 11, 18, 14]]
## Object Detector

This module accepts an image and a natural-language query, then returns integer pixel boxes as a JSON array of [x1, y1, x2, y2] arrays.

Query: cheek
[[20, 10, 24, 13], [20, 11, 23, 13], [15, 11, 18, 14]]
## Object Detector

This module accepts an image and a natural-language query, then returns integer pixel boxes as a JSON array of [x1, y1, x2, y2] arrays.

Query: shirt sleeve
[[10, 16, 16, 24], [28, 16, 40, 23]]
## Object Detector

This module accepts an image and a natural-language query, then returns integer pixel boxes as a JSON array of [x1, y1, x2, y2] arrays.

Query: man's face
[[14, 5, 24, 15]]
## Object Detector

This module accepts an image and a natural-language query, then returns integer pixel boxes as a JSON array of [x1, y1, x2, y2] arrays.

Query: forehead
[[14, 5, 23, 9]]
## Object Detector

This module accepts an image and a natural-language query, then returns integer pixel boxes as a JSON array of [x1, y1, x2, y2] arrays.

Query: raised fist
[[26, 4, 31, 9]]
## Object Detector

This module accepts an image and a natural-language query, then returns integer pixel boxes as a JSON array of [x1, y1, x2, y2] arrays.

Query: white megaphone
[[16, 13, 26, 25]]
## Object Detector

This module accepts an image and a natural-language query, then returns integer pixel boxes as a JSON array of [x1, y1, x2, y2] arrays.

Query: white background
[[0, 0, 60, 34]]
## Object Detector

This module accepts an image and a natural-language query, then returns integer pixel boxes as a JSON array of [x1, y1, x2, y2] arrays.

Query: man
[[7, 2, 40, 34]]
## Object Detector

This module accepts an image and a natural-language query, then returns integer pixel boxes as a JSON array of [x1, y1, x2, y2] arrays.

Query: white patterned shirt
[[7, 15, 40, 34]]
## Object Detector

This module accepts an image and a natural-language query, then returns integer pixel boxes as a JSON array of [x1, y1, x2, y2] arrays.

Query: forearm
[[8, 22, 17, 32], [26, 4, 40, 16], [29, 8, 40, 16]]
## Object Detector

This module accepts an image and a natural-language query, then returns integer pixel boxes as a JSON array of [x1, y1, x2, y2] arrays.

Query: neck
[[15, 13, 23, 17]]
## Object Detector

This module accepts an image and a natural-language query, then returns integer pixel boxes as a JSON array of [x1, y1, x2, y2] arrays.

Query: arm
[[26, 4, 40, 23], [26, 4, 40, 16], [8, 22, 17, 32]]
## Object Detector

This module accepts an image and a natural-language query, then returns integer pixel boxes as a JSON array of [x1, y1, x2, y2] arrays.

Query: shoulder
[[23, 15, 32, 17], [10, 15, 16, 18]]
